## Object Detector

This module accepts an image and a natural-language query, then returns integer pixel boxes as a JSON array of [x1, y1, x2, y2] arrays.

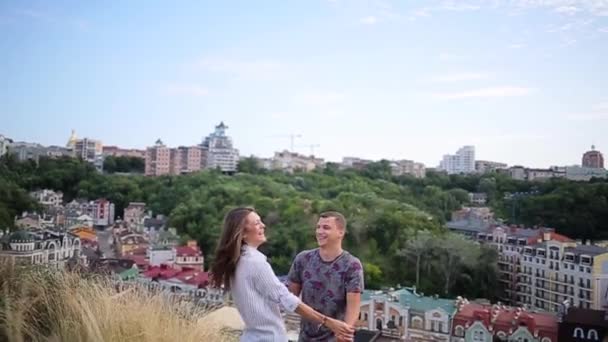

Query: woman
[[211, 207, 355, 342]]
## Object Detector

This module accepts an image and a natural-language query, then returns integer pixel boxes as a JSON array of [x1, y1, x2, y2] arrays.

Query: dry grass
[[0, 262, 238, 342]]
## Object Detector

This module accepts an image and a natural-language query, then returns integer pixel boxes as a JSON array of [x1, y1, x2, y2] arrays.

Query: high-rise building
[[390, 159, 426, 178], [102, 146, 146, 159], [145, 139, 171, 176], [439, 145, 475, 174], [201, 122, 239, 173], [475, 160, 508, 174], [270, 150, 325, 173], [8, 142, 47, 162], [582, 145, 604, 169], [171, 146, 202, 175], [477, 226, 608, 313], [0, 134, 12, 157], [72, 136, 103, 172], [92, 198, 115, 227]]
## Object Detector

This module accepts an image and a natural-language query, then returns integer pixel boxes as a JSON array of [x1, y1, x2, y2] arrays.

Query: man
[[288, 211, 364, 342]]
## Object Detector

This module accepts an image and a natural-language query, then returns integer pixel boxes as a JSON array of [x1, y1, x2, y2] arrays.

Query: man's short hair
[[319, 211, 347, 231]]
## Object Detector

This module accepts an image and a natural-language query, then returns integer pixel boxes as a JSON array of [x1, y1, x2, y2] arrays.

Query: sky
[[1, 0, 607, 168]]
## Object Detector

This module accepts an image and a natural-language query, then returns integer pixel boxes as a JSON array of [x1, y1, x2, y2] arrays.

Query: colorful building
[[558, 305, 608, 341], [451, 298, 558, 342], [358, 287, 455, 341]]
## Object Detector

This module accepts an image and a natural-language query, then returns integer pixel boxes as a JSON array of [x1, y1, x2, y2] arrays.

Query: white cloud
[[193, 58, 287, 79], [599, 27, 608, 33], [430, 72, 490, 83], [438, 52, 468, 61], [433, 86, 535, 100], [360, 16, 378, 24], [593, 103, 608, 110], [565, 102, 608, 121], [509, 43, 526, 49], [294, 92, 346, 106], [165, 84, 210, 97], [408, 1, 480, 20], [555, 5, 580, 15], [566, 112, 608, 121]]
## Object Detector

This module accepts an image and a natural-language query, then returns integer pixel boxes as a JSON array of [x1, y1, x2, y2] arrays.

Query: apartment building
[[477, 226, 608, 313]]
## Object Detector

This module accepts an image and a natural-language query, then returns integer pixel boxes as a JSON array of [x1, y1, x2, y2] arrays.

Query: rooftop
[[565, 244, 608, 257], [363, 287, 456, 314], [562, 307, 608, 327]]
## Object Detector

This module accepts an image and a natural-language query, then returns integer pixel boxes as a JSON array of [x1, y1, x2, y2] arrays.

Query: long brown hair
[[210, 207, 254, 290]]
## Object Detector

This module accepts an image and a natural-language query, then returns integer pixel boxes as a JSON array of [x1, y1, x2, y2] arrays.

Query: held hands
[[324, 317, 355, 342]]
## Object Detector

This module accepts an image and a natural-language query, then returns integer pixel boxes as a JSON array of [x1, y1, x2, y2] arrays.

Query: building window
[[574, 328, 585, 339], [473, 330, 485, 342], [588, 329, 599, 340], [364, 313, 368, 321], [399, 316, 403, 327], [412, 317, 423, 330], [455, 326, 465, 337]]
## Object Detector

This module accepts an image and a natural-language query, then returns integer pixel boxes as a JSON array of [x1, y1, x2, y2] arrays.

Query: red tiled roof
[[142, 266, 209, 287], [175, 271, 209, 286], [126, 246, 148, 256], [175, 246, 201, 257], [546, 232, 574, 243], [124, 255, 149, 268], [454, 303, 557, 338]]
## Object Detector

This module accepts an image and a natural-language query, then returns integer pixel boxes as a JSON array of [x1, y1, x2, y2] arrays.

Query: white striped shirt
[[231, 245, 301, 342]]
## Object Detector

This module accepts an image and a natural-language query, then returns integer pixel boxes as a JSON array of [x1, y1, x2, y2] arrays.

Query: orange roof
[[547, 232, 574, 243], [70, 227, 97, 240]]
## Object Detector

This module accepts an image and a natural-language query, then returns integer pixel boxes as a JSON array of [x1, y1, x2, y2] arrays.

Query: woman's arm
[[252, 260, 355, 340]]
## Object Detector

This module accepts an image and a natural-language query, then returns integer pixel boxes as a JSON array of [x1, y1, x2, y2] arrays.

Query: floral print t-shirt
[[288, 248, 364, 342]]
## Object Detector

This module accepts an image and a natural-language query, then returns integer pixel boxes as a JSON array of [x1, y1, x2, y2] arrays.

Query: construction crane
[[297, 144, 320, 156], [266, 134, 302, 151]]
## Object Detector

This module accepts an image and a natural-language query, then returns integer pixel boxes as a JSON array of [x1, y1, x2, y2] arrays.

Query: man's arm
[[344, 292, 361, 326]]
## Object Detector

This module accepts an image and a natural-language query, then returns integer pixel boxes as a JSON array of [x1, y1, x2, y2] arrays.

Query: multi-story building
[[269, 150, 325, 173], [447, 207, 495, 238], [439, 146, 475, 175], [201, 122, 239, 173], [115, 231, 149, 256], [174, 240, 205, 271], [477, 226, 608, 313], [30, 189, 64, 207], [73, 137, 103, 171], [477, 226, 573, 307], [565, 165, 607, 181], [8, 141, 48, 162], [390, 160, 426, 178], [0, 229, 81, 268], [46, 145, 73, 158], [102, 146, 146, 159], [92, 198, 115, 227], [170, 146, 202, 175], [123, 202, 146, 228], [341, 157, 373, 170], [475, 160, 508, 174], [468, 192, 487, 206], [507, 166, 566, 182], [451, 299, 558, 342], [145, 139, 171, 176], [62, 198, 114, 227], [0, 134, 13, 156], [557, 305, 608, 341], [582, 145, 604, 169], [358, 287, 456, 341]]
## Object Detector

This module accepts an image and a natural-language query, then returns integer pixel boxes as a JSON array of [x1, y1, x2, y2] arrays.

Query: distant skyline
[[1, 0, 607, 168]]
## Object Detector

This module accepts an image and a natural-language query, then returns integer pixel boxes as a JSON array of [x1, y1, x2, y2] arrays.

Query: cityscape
[[1, 123, 605, 180], [2, 1, 608, 342], [1, 121, 608, 341]]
